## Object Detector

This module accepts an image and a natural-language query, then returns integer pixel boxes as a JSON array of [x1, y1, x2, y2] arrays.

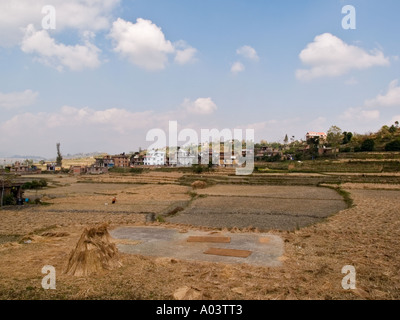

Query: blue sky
[[0, 0, 399, 158]]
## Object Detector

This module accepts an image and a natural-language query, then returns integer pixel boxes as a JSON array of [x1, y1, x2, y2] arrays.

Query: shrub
[[340, 147, 351, 153], [191, 165, 205, 174], [3, 194, 16, 206], [129, 168, 144, 174], [385, 139, 400, 151], [265, 154, 282, 162], [22, 179, 47, 190], [361, 139, 375, 152]]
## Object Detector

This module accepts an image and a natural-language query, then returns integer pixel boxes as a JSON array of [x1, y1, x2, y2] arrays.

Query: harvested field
[[0, 173, 399, 300], [167, 186, 347, 230]]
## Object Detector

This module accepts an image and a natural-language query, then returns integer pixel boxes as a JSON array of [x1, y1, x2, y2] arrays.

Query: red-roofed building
[[306, 132, 327, 141]]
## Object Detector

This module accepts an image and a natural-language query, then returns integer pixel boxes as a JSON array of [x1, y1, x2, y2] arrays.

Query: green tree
[[389, 125, 397, 134], [342, 132, 353, 144], [385, 139, 400, 151], [327, 126, 343, 158], [306, 136, 320, 159], [361, 139, 375, 152], [56, 143, 63, 167]]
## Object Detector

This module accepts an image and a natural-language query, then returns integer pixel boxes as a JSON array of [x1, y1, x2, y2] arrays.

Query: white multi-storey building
[[176, 149, 197, 167], [144, 150, 166, 166]]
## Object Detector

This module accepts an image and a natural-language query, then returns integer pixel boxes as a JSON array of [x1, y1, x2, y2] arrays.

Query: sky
[[0, 0, 400, 158]]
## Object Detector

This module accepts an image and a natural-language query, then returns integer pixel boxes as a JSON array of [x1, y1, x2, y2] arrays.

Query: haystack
[[191, 181, 207, 189], [65, 224, 122, 277]]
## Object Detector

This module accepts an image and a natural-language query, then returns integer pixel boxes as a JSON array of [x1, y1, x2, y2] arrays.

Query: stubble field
[[0, 171, 399, 300]]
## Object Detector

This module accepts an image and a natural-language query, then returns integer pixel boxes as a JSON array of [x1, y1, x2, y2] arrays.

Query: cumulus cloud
[[231, 61, 245, 74], [0, 101, 219, 157], [340, 107, 380, 122], [174, 40, 197, 65], [0, 90, 38, 109], [21, 24, 101, 71], [109, 18, 174, 70], [237, 45, 259, 61], [0, 0, 120, 47], [365, 80, 400, 108], [109, 18, 197, 70], [340, 80, 400, 123], [296, 33, 390, 81], [183, 98, 218, 115]]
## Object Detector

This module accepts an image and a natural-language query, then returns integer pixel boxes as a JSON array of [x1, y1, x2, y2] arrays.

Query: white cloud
[[231, 61, 245, 74], [183, 98, 218, 115], [174, 41, 197, 65], [0, 90, 38, 109], [0, 102, 219, 157], [109, 18, 174, 71], [21, 24, 101, 71], [109, 18, 197, 70], [340, 107, 380, 122], [296, 33, 390, 81], [0, 106, 155, 154], [365, 80, 400, 108], [237, 45, 259, 61], [0, 0, 120, 47]]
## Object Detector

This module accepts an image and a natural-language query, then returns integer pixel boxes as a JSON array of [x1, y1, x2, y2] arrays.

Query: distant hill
[[9, 155, 47, 160], [61, 152, 107, 160]]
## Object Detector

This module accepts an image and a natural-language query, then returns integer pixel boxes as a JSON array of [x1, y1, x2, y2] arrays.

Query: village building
[[144, 150, 166, 166], [130, 154, 145, 166], [70, 166, 88, 175], [87, 166, 109, 175], [169, 149, 198, 167], [8, 161, 42, 174], [112, 153, 130, 168], [94, 155, 114, 168], [46, 163, 58, 172], [0, 178, 25, 205], [306, 132, 327, 142]]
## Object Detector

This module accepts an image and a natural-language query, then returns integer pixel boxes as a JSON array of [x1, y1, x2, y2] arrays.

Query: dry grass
[[65, 224, 122, 277], [0, 174, 399, 300]]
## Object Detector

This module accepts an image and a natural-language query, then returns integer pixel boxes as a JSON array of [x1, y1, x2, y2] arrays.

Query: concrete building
[[95, 156, 114, 168], [306, 132, 327, 141], [144, 150, 166, 166], [70, 166, 87, 175]]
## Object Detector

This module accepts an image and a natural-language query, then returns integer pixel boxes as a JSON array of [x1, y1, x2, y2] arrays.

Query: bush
[[22, 179, 47, 190], [340, 147, 351, 153], [129, 168, 144, 174], [192, 165, 206, 174], [3, 194, 16, 206], [361, 139, 375, 152], [264, 154, 282, 162], [354, 146, 362, 153], [385, 139, 400, 151]]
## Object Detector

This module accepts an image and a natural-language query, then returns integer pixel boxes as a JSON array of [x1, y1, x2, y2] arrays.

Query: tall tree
[[327, 126, 343, 158], [284, 134, 289, 145], [56, 143, 63, 167], [306, 136, 320, 159], [342, 132, 353, 144]]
